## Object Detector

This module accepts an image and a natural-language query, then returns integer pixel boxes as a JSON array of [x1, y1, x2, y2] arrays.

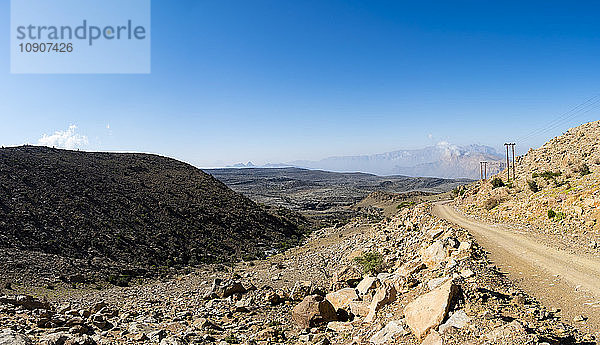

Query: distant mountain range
[[230, 143, 504, 179]]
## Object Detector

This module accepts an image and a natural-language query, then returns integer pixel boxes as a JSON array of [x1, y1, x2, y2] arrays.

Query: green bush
[[539, 171, 561, 180], [490, 178, 504, 188], [223, 334, 240, 344], [451, 186, 467, 198], [547, 209, 566, 221], [527, 180, 539, 193], [353, 251, 383, 275], [397, 201, 416, 210]]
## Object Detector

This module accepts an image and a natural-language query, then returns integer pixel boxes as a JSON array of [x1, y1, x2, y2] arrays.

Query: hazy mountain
[[229, 161, 256, 168], [288, 143, 504, 179]]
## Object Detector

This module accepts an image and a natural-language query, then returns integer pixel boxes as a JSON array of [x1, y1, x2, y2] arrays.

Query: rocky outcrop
[[368, 320, 408, 344], [291, 295, 337, 329], [404, 280, 458, 339]]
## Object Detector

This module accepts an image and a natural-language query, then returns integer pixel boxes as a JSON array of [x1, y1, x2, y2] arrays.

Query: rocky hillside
[[0, 146, 306, 279], [0, 203, 590, 344], [457, 120, 600, 251]]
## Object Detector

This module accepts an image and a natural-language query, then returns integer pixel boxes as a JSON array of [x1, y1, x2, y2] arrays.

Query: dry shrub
[[483, 197, 501, 210]]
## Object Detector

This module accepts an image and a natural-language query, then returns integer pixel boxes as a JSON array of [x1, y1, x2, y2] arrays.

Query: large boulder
[[211, 279, 246, 298], [420, 240, 448, 269], [326, 288, 359, 312], [349, 300, 370, 317], [0, 330, 33, 345], [292, 295, 337, 329], [356, 276, 378, 296], [0, 295, 51, 310], [395, 258, 425, 278], [404, 280, 458, 339], [364, 283, 397, 323]]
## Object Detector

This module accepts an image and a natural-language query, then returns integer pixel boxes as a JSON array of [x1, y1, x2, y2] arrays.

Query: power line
[[518, 95, 600, 141], [516, 94, 600, 143], [521, 101, 600, 141]]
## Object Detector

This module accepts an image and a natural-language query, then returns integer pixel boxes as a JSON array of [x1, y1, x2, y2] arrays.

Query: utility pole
[[510, 143, 516, 180], [480, 161, 489, 181], [504, 143, 510, 182], [484, 161, 488, 180], [480, 162, 483, 181]]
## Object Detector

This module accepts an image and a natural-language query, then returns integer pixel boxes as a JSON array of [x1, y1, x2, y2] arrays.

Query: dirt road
[[433, 202, 600, 334]]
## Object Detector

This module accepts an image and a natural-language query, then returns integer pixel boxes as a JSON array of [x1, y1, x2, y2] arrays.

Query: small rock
[[422, 330, 442, 345], [427, 277, 449, 290], [439, 309, 470, 333], [368, 320, 408, 344], [291, 281, 312, 301], [326, 288, 359, 312], [326, 321, 353, 332], [460, 268, 474, 278]]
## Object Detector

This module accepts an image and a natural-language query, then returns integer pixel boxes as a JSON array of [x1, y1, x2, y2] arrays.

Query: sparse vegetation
[[223, 334, 241, 344], [527, 180, 539, 193], [451, 185, 467, 198], [490, 177, 505, 188], [107, 274, 132, 287], [353, 251, 383, 274], [547, 209, 566, 221], [397, 201, 416, 209], [533, 170, 564, 187], [536, 170, 561, 180]]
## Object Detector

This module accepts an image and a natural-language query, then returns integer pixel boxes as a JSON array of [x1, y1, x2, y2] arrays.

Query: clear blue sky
[[1, 1, 599, 167]]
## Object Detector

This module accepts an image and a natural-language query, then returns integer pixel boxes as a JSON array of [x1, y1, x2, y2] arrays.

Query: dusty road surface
[[433, 202, 600, 334]]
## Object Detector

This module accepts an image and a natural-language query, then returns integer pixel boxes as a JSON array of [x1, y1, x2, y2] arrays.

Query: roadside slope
[[434, 202, 600, 333]]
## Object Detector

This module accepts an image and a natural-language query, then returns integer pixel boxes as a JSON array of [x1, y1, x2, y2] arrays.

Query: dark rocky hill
[[0, 146, 306, 280]]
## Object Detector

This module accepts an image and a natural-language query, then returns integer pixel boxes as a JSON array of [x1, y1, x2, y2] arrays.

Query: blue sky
[[1, 1, 600, 167]]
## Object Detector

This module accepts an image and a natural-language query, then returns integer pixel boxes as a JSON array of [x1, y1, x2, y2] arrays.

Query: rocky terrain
[[456, 120, 600, 254], [206, 168, 468, 225], [0, 146, 308, 286], [1, 203, 593, 344]]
